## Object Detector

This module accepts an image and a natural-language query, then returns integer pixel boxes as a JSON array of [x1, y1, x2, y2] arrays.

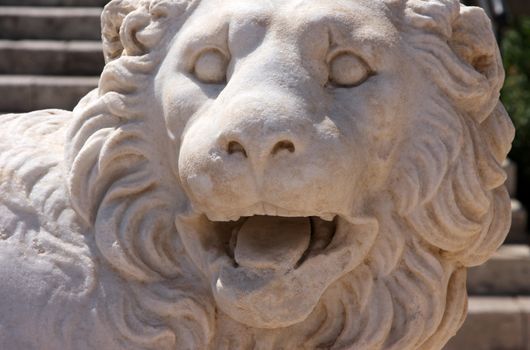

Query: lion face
[[66, 0, 513, 348], [155, 0, 422, 328]]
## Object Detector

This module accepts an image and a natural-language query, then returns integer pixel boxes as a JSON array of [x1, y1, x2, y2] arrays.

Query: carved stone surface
[[0, 0, 514, 349]]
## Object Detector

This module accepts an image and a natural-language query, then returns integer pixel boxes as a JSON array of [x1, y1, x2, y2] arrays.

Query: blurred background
[[0, 0, 528, 349]]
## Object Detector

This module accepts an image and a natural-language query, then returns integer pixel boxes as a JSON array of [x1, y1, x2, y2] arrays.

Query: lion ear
[[101, 0, 191, 63], [449, 5, 504, 121], [101, 0, 146, 62]]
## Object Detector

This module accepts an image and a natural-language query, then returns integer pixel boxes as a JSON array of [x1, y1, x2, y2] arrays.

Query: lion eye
[[193, 49, 228, 84], [328, 53, 371, 87]]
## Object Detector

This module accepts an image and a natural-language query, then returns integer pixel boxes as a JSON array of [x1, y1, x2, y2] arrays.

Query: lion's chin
[[175, 207, 378, 329]]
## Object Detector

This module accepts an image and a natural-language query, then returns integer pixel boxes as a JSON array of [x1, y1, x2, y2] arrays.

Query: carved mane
[[66, 1, 214, 349], [63, 0, 514, 349]]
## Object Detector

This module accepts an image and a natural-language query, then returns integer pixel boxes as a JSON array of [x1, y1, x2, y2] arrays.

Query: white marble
[[0, 0, 514, 349]]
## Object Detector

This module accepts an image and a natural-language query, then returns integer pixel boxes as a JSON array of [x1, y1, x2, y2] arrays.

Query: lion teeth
[[204, 213, 239, 222], [204, 206, 338, 222], [205, 213, 225, 222], [309, 217, 336, 252], [319, 213, 335, 221], [263, 203, 278, 216]]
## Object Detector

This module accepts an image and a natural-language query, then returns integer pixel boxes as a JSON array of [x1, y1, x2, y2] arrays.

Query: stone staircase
[[1, 1, 529, 349], [0, 1, 103, 113]]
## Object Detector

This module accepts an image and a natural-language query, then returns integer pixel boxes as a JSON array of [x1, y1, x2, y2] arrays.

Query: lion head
[[64, 0, 514, 348]]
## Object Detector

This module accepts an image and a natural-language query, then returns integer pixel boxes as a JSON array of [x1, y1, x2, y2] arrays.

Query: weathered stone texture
[[0, 1, 514, 349]]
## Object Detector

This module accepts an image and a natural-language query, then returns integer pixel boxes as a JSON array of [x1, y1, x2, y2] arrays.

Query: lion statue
[[0, 0, 514, 349]]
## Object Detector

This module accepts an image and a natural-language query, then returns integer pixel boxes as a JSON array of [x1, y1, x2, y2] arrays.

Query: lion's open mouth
[[175, 205, 377, 328], [221, 216, 336, 271]]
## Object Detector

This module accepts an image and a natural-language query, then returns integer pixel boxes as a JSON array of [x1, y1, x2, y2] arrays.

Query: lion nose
[[213, 92, 308, 165], [226, 140, 296, 158]]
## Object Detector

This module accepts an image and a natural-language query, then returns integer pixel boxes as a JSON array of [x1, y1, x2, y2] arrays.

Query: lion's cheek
[[156, 73, 215, 143], [330, 73, 412, 191]]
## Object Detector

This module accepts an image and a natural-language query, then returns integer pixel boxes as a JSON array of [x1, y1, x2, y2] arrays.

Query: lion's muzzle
[[177, 87, 356, 220]]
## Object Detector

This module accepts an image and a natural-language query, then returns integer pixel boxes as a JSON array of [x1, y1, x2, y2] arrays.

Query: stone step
[[444, 297, 530, 350], [0, 0, 107, 6], [0, 75, 98, 112], [0, 40, 104, 75], [467, 244, 530, 295], [0, 7, 102, 41], [506, 199, 529, 244]]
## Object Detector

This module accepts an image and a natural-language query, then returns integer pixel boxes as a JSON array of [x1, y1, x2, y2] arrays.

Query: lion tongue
[[234, 216, 311, 271]]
